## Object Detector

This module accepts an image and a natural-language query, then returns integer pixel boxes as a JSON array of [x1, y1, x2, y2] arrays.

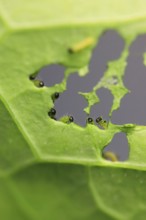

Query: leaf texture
[[1, 0, 146, 219]]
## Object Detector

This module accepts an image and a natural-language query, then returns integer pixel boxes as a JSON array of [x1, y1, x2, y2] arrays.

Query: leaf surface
[[1, 0, 146, 219]]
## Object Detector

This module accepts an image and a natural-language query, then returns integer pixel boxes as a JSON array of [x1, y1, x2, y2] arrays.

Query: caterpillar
[[48, 108, 56, 120], [29, 71, 39, 80], [59, 115, 74, 124], [68, 37, 95, 53], [102, 151, 118, 162], [96, 116, 108, 129], [33, 80, 44, 88], [86, 117, 94, 125], [51, 92, 60, 102]]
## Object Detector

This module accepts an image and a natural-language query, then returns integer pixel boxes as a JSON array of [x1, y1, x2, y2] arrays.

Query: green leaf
[[1, 0, 146, 219]]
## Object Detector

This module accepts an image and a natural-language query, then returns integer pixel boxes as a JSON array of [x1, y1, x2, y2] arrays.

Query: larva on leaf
[[68, 37, 95, 53], [59, 115, 74, 124]]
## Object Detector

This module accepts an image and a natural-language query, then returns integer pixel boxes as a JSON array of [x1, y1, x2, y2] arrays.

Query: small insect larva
[[102, 151, 118, 162], [69, 116, 74, 122], [96, 116, 102, 123], [96, 116, 108, 129], [68, 37, 95, 53], [29, 74, 36, 80], [29, 71, 38, 80], [87, 117, 94, 125], [48, 108, 56, 119], [39, 81, 44, 87], [34, 80, 44, 88], [51, 92, 60, 102], [59, 115, 74, 124], [102, 120, 108, 129], [54, 92, 59, 99]]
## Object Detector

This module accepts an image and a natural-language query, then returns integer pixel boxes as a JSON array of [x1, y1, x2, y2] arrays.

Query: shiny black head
[[69, 116, 74, 122], [29, 74, 35, 80], [96, 116, 102, 123], [87, 117, 93, 124], [54, 92, 59, 99], [48, 108, 56, 117], [39, 81, 44, 87]]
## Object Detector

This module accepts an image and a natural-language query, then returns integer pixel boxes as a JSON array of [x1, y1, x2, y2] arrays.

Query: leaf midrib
[[0, 94, 40, 160]]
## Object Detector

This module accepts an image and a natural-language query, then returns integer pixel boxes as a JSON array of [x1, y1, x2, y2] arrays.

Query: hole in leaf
[[102, 133, 129, 161], [29, 73, 45, 88], [54, 90, 87, 127], [90, 88, 113, 121], [36, 64, 65, 87], [33, 31, 124, 126], [54, 30, 123, 126], [112, 34, 146, 124], [66, 30, 124, 93], [95, 30, 125, 61]]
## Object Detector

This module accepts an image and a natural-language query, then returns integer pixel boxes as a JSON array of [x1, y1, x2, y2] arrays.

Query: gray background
[[37, 30, 146, 161]]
